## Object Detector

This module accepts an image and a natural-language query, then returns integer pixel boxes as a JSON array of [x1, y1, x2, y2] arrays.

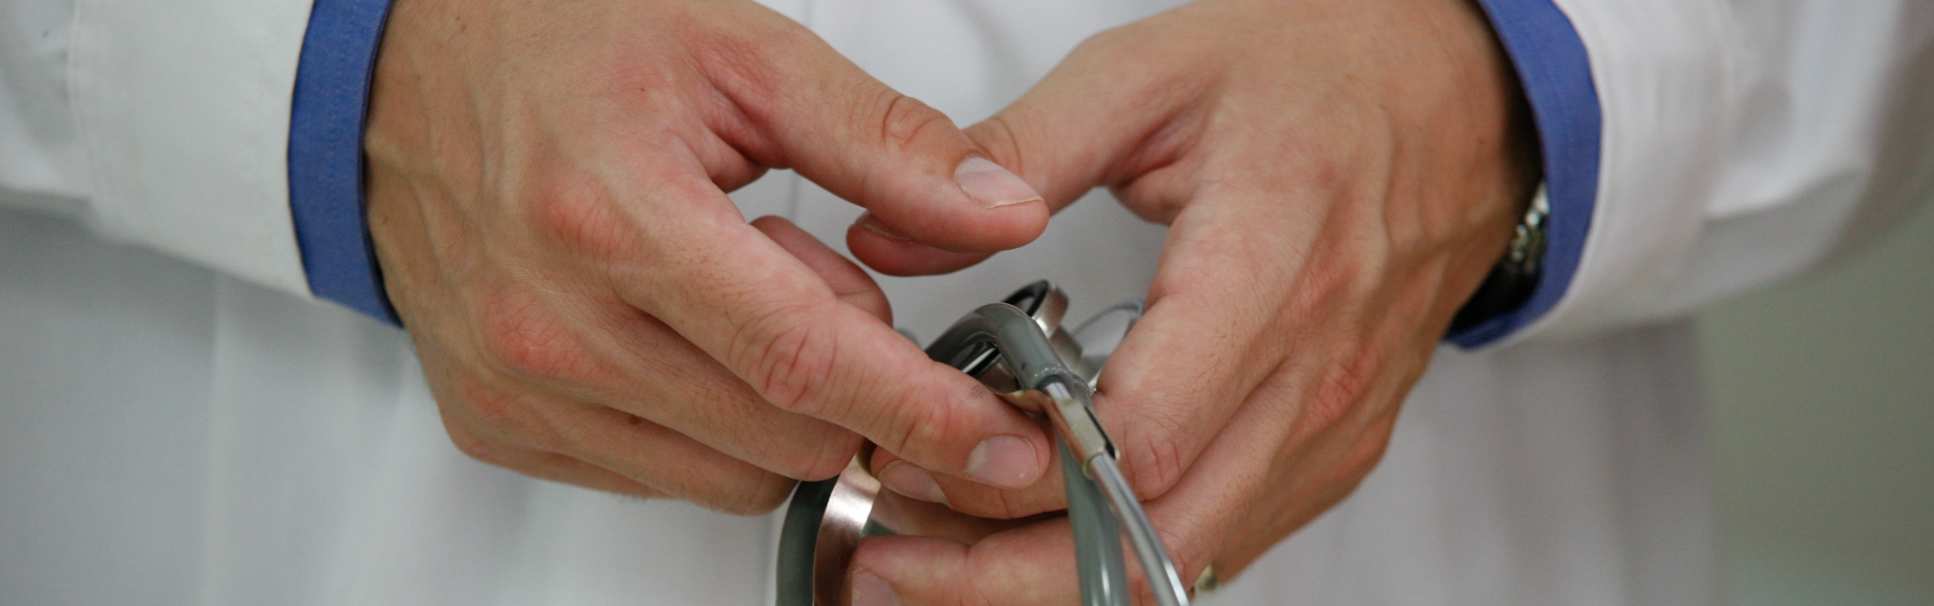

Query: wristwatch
[[1450, 187, 1549, 333]]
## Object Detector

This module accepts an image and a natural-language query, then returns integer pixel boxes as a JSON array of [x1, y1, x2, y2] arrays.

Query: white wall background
[[1699, 202, 1934, 605]]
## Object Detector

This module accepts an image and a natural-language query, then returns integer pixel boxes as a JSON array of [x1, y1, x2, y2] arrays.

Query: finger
[[1085, 196, 1307, 499], [851, 523, 1078, 606], [543, 399, 801, 515], [585, 313, 867, 482], [622, 190, 1053, 490], [751, 215, 891, 322], [576, 215, 889, 483], [440, 331, 818, 508], [855, 365, 1284, 606], [454, 275, 866, 482], [874, 196, 1311, 515], [682, 126, 769, 194], [859, 415, 1245, 606], [852, 511, 1210, 606], [441, 422, 662, 499], [869, 445, 1067, 520], [699, 22, 1048, 253], [864, 490, 1024, 547], [862, 299, 1400, 605], [961, 25, 1211, 209], [844, 212, 993, 277], [849, 25, 1205, 273]]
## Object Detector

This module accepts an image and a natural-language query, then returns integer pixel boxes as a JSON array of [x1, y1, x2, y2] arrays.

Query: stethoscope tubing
[[775, 283, 1190, 606]]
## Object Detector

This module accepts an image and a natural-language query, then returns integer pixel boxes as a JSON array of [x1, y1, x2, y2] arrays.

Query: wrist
[[1455, 37, 1546, 332], [1408, 0, 1547, 327], [1444, 0, 1603, 347]]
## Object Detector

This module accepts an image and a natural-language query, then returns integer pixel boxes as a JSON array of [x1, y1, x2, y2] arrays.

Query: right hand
[[364, 0, 1056, 513]]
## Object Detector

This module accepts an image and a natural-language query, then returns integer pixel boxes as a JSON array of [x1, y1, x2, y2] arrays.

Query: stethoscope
[[776, 281, 1193, 606]]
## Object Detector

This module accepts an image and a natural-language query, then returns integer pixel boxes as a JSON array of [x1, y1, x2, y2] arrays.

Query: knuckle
[[1291, 147, 1356, 199], [871, 90, 954, 153], [889, 371, 962, 456], [451, 378, 525, 432], [985, 482, 1028, 520], [523, 173, 635, 261], [1287, 241, 1375, 319], [942, 479, 1029, 521], [443, 426, 502, 465], [713, 473, 798, 516], [1345, 429, 1396, 482], [847, 287, 893, 324], [1118, 412, 1191, 499], [474, 289, 595, 383], [447, 378, 565, 450], [793, 431, 864, 481], [1307, 346, 1381, 432], [731, 302, 840, 415]]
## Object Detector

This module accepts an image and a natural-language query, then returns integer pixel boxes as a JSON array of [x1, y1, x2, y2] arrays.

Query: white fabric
[[63, 0, 314, 295], [0, 0, 87, 216], [1, 0, 1927, 604], [1528, 0, 1934, 341]]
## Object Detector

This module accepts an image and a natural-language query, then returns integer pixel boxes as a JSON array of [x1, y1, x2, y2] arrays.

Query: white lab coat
[[2, 0, 1928, 603]]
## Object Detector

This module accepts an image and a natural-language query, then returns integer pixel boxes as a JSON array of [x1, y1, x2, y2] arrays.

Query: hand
[[847, 0, 1540, 600], [364, 0, 1060, 513]]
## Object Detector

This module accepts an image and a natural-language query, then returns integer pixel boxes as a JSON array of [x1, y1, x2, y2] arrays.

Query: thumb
[[715, 29, 1049, 254], [850, 30, 1196, 273]]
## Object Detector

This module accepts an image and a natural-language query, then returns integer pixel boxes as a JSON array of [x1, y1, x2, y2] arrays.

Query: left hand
[[844, 0, 1540, 602]]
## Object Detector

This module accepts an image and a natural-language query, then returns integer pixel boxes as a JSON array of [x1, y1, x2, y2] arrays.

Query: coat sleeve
[[60, 0, 321, 296], [0, 0, 89, 218], [1458, 0, 1934, 347]]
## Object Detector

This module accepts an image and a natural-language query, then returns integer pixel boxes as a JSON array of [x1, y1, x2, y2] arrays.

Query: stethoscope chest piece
[[774, 281, 1190, 606]]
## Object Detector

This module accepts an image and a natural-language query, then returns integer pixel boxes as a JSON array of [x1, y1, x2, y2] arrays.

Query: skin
[[363, 0, 1063, 514], [848, 0, 1542, 603]]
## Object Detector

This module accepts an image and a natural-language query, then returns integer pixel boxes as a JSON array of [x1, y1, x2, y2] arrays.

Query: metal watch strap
[[1449, 187, 1549, 333]]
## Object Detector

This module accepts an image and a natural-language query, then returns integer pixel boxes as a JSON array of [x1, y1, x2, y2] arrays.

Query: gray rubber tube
[[926, 303, 1133, 606], [775, 298, 1136, 605], [1063, 441, 1129, 606]]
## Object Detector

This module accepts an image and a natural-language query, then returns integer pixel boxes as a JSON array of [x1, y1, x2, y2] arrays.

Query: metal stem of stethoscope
[[775, 282, 1191, 606]]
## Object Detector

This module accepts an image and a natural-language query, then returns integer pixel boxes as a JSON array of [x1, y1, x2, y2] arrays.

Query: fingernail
[[966, 435, 1039, 488], [879, 462, 948, 504], [856, 213, 912, 241], [955, 156, 1044, 209], [851, 572, 901, 606]]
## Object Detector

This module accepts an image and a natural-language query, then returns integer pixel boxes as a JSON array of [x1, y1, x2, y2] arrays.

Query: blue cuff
[[1448, 0, 1602, 347], [288, 0, 400, 325]]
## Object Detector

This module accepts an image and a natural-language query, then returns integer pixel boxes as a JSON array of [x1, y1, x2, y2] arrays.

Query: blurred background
[[1701, 201, 1933, 604]]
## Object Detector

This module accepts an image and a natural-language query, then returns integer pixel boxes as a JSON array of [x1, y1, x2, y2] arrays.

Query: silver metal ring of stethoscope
[[774, 281, 1191, 606]]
